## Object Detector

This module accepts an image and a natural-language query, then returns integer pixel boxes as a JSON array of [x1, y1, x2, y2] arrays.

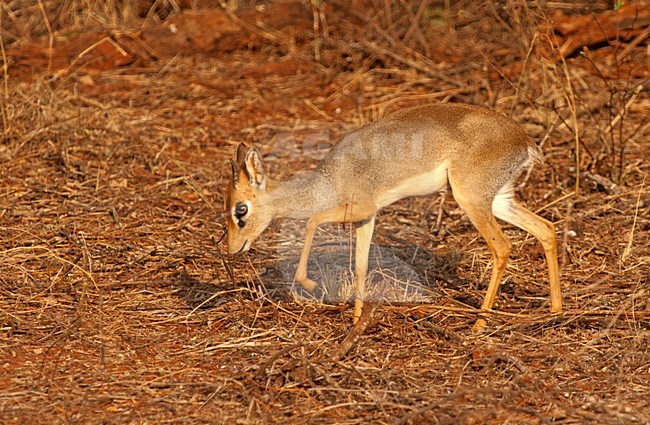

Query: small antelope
[[226, 103, 562, 329]]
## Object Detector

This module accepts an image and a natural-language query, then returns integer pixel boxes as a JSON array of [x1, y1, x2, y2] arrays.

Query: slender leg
[[353, 215, 376, 323], [294, 218, 318, 291], [455, 198, 512, 330], [433, 189, 447, 233], [294, 204, 374, 293], [493, 200, 562, 312]]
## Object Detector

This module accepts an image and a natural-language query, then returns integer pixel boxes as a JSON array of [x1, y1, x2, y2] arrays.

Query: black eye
[[235, 203, 248, 218]]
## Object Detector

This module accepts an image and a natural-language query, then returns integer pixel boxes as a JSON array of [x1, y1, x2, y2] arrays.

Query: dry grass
[[1, 1, 648, 423]]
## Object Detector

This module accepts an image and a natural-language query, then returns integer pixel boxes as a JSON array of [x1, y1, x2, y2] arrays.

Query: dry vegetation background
[[1, 0, 649, 423]]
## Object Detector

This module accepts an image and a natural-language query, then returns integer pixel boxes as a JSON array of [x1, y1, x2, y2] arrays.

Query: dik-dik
[[225, 103, 562, 329]]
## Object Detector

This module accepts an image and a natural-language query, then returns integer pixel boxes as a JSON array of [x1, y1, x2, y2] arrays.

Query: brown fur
[[226, 103, 562, 329]]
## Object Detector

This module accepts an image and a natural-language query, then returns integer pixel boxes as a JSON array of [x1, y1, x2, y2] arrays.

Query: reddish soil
[[1, 1, 648, 423]]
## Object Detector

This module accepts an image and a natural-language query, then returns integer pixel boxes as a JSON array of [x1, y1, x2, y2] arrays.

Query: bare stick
[[330, 301, 379, 361], [0, 6, 8, 135], [621, 175, 645, 264]]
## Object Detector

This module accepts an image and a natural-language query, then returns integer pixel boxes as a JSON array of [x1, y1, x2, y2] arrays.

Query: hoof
[[296, 277, 317, 291], [472, 318, 487, 332], [353, 299, 363, 324]]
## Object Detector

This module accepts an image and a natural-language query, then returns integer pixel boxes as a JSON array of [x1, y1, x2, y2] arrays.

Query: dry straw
[[0, 0, 648, 423]]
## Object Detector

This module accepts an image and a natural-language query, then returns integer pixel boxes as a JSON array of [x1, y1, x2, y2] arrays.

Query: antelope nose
[[231, 240, 249, 255]]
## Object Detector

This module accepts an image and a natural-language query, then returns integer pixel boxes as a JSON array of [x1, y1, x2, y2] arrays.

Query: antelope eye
[[234, 203, 248, 218]]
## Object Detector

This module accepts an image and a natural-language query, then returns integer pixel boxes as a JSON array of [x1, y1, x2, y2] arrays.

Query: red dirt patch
[[1, 1, 648, 424]]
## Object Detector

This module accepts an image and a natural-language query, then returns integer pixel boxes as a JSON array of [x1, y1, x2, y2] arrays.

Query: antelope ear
[[229, 159, 239, 187], [236, 143, 248, 168], [244, 147, 266, 188]]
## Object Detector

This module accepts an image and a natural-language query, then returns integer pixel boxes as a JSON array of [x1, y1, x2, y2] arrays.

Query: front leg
[[353, 215, 376, 323], [294, 218, 318, 291], [293, 205, 376, 300]]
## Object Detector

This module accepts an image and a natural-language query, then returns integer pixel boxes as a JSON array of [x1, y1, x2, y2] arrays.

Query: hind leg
[[464, 207, 512, 330], [452, 201, 512, 330], [449, 177, 513, 330], [492, 194, 562, 312]]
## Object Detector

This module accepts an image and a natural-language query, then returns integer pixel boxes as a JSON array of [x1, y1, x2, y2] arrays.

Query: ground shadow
[[263, 238, 480, 308], [171, 271, 231, 310]]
